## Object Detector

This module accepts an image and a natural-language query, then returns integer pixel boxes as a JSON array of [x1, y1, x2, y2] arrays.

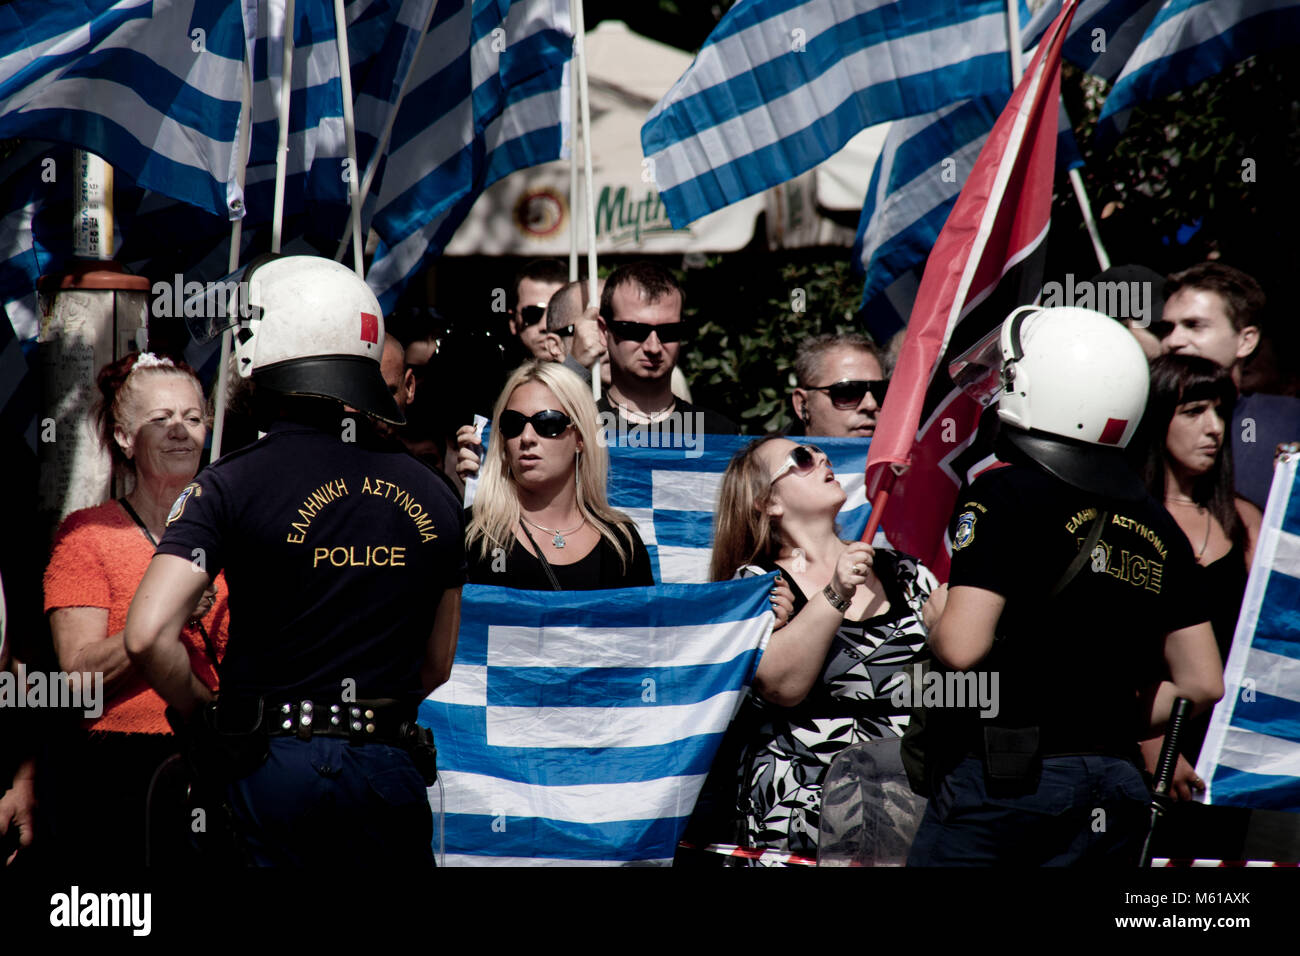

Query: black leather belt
[[265, 698, 413, 744]]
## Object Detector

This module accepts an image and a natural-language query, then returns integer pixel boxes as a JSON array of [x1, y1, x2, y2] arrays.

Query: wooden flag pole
[[573, 0, 600, 399]]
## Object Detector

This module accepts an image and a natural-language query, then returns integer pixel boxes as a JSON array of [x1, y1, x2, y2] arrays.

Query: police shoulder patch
[[953, 510, 977, 551], [166, 482, 201, 526]]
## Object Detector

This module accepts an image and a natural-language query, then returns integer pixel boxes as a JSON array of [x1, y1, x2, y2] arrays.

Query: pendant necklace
[[522, 514, 585, 548], [1166, 496, 1211, 561]]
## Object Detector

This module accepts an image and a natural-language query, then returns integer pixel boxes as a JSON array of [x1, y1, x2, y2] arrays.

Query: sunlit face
[[381, 337, 415, 412], [757, 438, 844, 520], [503, 381, 582, 490], [1165, 396, 1225, 478], [116, 374, 206, 481], [511, 277, 565, 360], [794, 347, 885, 438], [1161, 288, 1256, 369], [600, 284, 682, 388]]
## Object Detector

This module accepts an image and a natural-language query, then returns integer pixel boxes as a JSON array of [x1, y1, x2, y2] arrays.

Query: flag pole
[[1069, 166, 1109, 271], [333, 0, 439, 264], [332, 0, 364, 278], [568, 56, 579, 283], [270, 0, 296, 254], [573, 0, 600, 400], [1006, 0, 1024, 85], [212, 47, 254, 461]]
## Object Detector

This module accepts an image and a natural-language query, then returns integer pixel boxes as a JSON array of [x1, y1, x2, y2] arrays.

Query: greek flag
[[464, 435, 873, 584], [641, 0, 1018, 229], [419, 577, 773, 866], [1198, 455, 1300, 812], [0, 0, 249, 218], [854, 0, 1153, 330], [365, 0, 572, 312], [1098, 0, 1300, 142]]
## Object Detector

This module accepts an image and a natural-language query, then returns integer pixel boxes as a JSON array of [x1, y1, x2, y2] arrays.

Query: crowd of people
[[0, 252, 1296, 869]]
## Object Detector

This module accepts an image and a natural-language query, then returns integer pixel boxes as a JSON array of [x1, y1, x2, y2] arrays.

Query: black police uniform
[[155, 419, 465, 867], [906, 459, 1209, 866]]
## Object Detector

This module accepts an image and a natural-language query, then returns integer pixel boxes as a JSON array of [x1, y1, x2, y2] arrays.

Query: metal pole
[[270, 0, 297, 254], [1006, 0, 1024, 85], [573, 1, 599, 399], [568, 57, 579, 283], [212, 44, 254, 461], [333, 0, 364, 278]]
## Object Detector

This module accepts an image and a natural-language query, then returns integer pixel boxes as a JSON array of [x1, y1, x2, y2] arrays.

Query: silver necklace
[[522, 514, 585, 548]]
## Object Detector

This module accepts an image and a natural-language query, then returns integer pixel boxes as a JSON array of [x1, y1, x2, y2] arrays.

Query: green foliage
[[677, 253, 864, 433]]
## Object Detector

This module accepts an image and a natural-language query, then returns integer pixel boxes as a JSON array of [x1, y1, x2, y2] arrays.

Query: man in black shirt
[[907, 305, 1223, 866], [595, 262, 738, 448], [125, 256, 464, 867]]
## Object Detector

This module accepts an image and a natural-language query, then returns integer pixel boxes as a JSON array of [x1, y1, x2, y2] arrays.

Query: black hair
[[510, 259, 568, 311], [1137, 354, 1242, 549]]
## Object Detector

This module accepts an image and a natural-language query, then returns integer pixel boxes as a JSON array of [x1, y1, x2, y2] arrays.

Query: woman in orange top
[[42, 351, 229, 865]]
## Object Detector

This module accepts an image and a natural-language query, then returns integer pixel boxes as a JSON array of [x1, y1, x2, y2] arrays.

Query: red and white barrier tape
[[678, 841, 818, 866], [1152, 858, 1299, 867]]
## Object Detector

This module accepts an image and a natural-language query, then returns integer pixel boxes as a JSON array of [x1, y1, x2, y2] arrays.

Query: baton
[[1138, 696, 1193, 868]]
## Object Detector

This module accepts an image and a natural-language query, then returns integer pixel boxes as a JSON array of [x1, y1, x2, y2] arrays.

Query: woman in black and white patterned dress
[[710, 437, 946, 862]]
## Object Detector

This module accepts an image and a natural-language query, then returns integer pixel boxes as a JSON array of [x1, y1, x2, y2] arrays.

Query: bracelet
[[822, 582, 851, 613]]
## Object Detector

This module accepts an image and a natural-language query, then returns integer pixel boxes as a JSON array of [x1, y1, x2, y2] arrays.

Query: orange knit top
[[44, 499, 230, 734]]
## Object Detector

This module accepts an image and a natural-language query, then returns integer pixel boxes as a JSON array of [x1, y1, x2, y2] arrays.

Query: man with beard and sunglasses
[[595, 262, 738, 446], [789, 333, 889, 438]]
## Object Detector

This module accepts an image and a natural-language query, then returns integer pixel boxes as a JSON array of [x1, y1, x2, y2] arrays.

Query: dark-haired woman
[[709, 437, 944, 862], [1137, 354, 1261, 796], [42, 352, 229, 864]]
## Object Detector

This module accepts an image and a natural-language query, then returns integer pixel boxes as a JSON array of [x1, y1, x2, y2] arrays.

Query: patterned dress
[[738, 550, 936, 862]]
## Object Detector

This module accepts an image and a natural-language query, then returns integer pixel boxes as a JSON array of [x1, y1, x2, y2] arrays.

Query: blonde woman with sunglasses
[[465, 360, 654, 590], [709, 437, 946, 862]]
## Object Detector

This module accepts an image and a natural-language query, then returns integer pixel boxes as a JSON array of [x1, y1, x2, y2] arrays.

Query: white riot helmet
[[996, 305, 1150, 499], [234, 255, 402, 425]]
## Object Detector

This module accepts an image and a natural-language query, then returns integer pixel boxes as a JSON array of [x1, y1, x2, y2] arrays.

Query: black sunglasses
[[609, 320, 687, 344], [518, 304, 548, 326], [770, 444, 829, 485], [803, 379, 889, 409], [551, 324, 575, 338], [498, 409, 574, 439]]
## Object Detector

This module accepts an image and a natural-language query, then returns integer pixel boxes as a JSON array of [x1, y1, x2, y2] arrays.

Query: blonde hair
[[466, 360, 639, 569], [709, 437, 785, 582], [96, 352, 209, 470]]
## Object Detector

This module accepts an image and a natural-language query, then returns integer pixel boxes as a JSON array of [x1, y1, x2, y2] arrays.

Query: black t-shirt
[[946, 462, 1209, 753], [466, 518, 654, 590], [156, 421, 466, 704], [596, 395, 740, 440]]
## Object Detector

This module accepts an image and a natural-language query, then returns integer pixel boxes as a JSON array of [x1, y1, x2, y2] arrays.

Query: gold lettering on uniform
[[1066, 508, 1098, 534], [391, 546, 405, 566], [1146, 561, 1163, 593], [362, 477, 373, 495], [287, 532, 306, 544], [313, 547, 329, 567], [1128, 554, 1147, 587], [286, 476, 350, 541]]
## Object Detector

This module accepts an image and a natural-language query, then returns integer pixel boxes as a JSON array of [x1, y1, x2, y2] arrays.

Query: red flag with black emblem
[[863, 0, 1079, 580]]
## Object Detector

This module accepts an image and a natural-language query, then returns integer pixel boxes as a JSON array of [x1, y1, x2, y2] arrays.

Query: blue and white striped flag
[[365, 0, 572, 311], [1098, 0, 1300, 142], [641, 0, 1018, 230], [1198, 454, 1300, 812], [464, 434, 873, 584], [420, 577, 773, 866], [0, 0, 250, 218], [854, 0, 1159, 332]]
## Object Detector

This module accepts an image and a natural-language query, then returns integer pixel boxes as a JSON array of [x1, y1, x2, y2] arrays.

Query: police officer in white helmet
[[125, 255, 463, 867], [906, 305, 1224, 866]]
